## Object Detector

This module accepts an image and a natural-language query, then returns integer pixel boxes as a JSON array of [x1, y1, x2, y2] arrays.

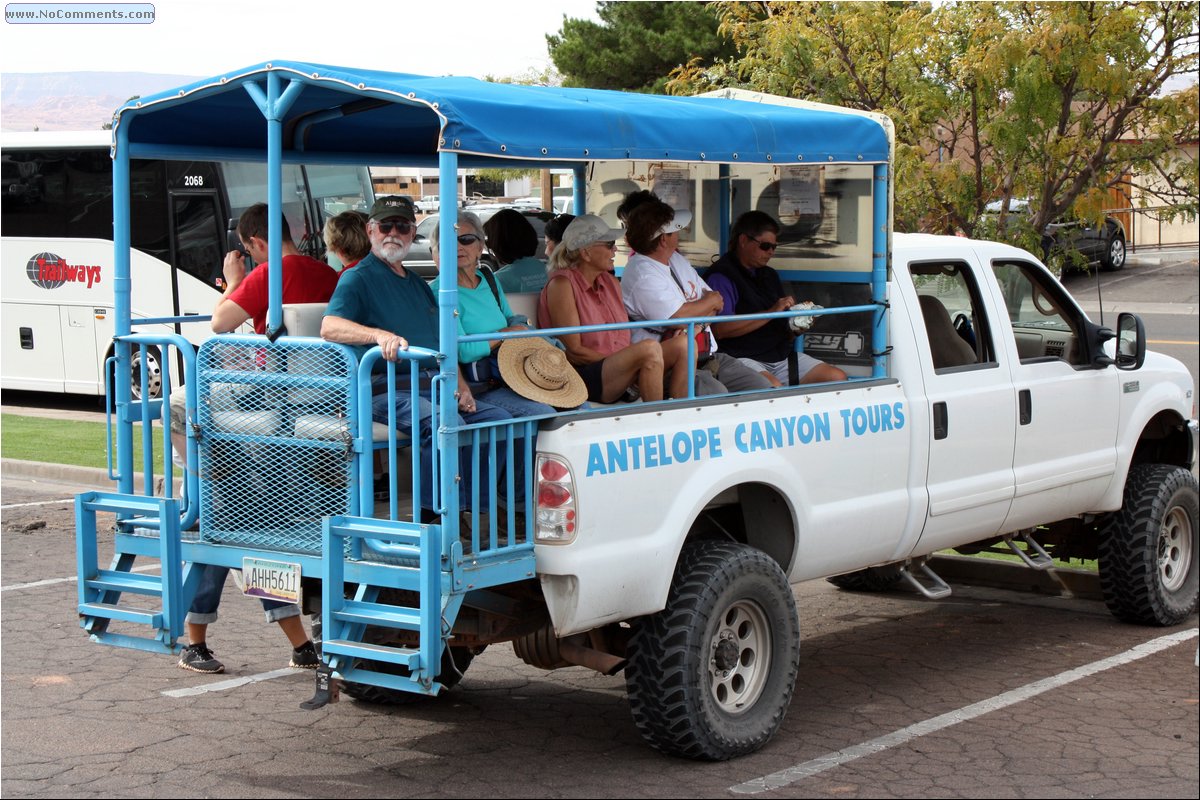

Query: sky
[[0, 0, 601, 79]]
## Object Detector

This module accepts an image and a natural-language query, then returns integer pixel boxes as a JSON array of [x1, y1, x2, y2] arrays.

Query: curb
[[2, 458, 170, 493]]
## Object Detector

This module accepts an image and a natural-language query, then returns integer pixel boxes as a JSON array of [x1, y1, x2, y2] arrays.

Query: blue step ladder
[[319, 514, 536, 696], [75, 491, 196, 654], [320, 515, 452, 695]]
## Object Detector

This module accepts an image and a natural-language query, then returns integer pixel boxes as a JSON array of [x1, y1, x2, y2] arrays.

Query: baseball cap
[[655, 209, 692, 237], [562, 214, 624, 251], [369, 195, 416, 223]]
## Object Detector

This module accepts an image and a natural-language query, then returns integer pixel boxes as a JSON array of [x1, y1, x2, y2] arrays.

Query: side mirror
[[1115, 312, 1145, 370]]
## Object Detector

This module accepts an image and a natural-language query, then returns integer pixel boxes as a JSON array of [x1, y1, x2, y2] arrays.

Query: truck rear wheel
[[624, 541, 800, 760], [1098, 464, 1198, 626]]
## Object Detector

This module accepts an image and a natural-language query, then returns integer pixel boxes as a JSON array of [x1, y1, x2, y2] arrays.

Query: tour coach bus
[[1, 130, 373, 399]]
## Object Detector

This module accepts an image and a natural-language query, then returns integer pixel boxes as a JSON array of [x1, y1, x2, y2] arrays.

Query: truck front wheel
[[1098, 464, 1198, 626], [624, 541, 800, 760]]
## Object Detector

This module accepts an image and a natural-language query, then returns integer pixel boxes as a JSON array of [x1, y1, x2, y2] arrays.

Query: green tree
[[671, 2, 1198, 241], [547, 1, 737, 93]]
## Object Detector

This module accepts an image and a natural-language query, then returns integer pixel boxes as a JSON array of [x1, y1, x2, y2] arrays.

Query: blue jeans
[[474, 385, 554, 418], [371, 387, 513, 511], [187, 563, 299, 625]]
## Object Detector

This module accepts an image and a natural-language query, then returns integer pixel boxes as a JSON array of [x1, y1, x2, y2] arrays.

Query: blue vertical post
[[572, 164, 586, 215], [437, 151, 460, 523], [113, 124, 134, 493], [718, 163, 731, 254], [265, 72, 285, 336], [431, 150, 460, 684], [872, 163, 890, 379], [243, 71, 304, 337]]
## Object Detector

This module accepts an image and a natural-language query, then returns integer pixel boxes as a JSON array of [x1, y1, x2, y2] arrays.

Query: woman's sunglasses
[[456, 234, 482, 246]]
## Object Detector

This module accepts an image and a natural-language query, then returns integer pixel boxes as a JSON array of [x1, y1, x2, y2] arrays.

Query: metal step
[[322, 638, 420, 668], [84, 569, 163, 597], [78, 602, 164, 627], [330, 600, 421, 631], [898, 559, 953, 599], [1003, 530, 1056, 570]]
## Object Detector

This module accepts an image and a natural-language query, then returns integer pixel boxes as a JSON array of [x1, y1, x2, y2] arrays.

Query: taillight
[[535, 454, 576, 543]]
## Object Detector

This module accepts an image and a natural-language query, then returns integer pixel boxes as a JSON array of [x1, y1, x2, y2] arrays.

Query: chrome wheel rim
[[131, 350, 162, 400], [709, 599, 772, 715], [1109, 238, 1125, 268], [1158, 505, 1193, 593]]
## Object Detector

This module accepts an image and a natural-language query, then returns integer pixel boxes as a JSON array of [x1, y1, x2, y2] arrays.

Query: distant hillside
[[1, 72, 201, 131]]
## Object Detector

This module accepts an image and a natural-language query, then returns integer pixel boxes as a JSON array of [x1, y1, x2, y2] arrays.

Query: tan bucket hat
[[497, 338, 587, 409]]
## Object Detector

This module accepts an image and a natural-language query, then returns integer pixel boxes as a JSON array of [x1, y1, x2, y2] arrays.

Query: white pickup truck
[[504, 232, 1197, 759], [77, 64, 1196, 764]]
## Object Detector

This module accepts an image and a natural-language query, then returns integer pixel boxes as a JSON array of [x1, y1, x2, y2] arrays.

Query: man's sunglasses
[[375, 219, 415, 235], [749, 237, 778, 252]]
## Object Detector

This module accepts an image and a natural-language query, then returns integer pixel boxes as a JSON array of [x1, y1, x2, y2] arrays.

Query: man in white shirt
[[621, 196, 770, 394]]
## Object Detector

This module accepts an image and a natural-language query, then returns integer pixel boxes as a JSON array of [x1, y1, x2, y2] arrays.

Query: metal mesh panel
[[196, 338, 357, 555]]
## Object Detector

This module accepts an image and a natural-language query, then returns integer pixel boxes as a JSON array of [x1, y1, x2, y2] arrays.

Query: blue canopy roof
[[113, 60, 890, 167]]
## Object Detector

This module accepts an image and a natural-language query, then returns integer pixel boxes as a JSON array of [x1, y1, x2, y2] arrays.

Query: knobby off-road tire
[[826, 563, 903, 592], [1098, 464, 1198, 626], [624, 541, 800, 760]]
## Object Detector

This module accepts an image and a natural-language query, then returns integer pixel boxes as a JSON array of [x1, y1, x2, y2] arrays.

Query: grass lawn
[[940, 544, 1098, 573], [1, 413, 166, 472]]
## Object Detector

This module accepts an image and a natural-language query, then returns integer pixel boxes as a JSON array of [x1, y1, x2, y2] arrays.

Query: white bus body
[[1, 131, 373, 397]]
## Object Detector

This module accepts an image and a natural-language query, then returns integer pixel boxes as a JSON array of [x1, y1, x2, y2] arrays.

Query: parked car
[[983, 199, 1127, 272], [415, 194, 440, 214]]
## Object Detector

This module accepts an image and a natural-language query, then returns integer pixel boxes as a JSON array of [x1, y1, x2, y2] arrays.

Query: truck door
[[987, 259, 1119, 530], [903, 259, 1017, 554]]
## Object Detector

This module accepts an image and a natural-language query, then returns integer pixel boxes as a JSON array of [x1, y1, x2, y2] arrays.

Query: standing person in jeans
[[705, 210, 846, 386], [178, 202, 334, 673]]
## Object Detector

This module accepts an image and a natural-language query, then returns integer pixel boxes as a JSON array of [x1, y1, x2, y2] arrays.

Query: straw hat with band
[[498, 338, 587, 409]]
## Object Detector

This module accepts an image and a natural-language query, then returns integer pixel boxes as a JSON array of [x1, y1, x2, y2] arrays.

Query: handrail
[[109, 332, 200, 531]]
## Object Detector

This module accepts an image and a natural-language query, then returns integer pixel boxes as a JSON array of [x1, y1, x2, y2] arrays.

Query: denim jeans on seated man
[[370, 382, 513, 513]]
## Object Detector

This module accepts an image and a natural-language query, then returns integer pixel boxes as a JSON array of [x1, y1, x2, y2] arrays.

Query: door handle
[[933, 401, 948, 440], [1019, 389, 1032, 425]]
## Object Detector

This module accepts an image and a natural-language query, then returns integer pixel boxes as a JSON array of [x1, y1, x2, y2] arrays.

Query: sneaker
[[290, 641, 319, 669], [178, 643, 224, 674]]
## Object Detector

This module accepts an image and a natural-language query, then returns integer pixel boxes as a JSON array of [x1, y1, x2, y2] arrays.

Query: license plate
[[241, 558, 301, 604]]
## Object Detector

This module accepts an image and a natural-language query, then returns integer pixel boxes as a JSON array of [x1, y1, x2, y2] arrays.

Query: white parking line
[[0, 563, 160, 593], [730, 628, 1199, 794], [162, 667, 302, 697], [1, 498, 77, 509]]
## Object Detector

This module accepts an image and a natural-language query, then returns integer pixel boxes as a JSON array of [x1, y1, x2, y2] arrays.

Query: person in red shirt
[[211, 203, 339, 334], [176, 202, 338, 675]]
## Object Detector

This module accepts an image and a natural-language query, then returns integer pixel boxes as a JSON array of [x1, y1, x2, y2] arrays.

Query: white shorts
[[737, 353, 823, 383]]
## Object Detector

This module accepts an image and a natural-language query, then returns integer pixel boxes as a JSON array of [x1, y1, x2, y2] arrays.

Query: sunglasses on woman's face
[[457, 234, 482, 246], [375, 219, 415, 235]]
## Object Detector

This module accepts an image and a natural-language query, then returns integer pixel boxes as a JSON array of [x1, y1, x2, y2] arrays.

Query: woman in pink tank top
[[537, 215, 690, 402]]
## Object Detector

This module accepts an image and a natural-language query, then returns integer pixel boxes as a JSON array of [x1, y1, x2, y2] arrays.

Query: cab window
[[991, 260, 1087, 366], [908, 261, 996, 372]]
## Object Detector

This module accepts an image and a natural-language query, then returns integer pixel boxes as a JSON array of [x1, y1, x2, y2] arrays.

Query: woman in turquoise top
[[430, 212, 559, 417]]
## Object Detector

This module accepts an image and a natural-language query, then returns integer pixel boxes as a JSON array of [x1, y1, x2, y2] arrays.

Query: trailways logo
[[26, 252, 103, 289]]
